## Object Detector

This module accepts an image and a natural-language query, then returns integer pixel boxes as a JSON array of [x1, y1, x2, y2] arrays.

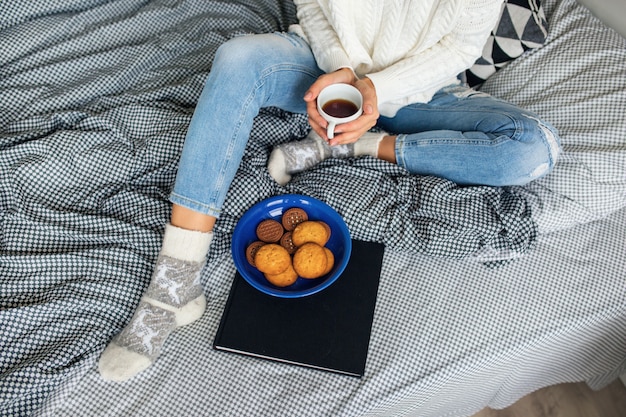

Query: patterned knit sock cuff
[[354, 131, 386, 158], [160, 224, 213, 263]]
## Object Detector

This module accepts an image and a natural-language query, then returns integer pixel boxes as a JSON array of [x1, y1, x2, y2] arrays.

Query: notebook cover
[[213, 240, 384, 377]]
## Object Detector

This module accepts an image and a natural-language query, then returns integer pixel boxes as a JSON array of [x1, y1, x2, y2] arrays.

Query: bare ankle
[[171, 205, 216, 233], [377, 135, 397, 164]]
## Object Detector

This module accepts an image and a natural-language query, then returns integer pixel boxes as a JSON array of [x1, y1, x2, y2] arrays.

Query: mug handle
[[326, 121, 336, 139]]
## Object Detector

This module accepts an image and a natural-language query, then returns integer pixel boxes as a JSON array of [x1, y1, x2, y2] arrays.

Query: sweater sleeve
[[292, 0, 353, 72], [367, 0, 504, 106]]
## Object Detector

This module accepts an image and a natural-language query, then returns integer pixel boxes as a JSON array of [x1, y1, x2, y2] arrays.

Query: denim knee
[[212, 33, 310, 76], [499, 114, 561, 186], [209, 33, 319, 111], [212, 35, 263, 74]]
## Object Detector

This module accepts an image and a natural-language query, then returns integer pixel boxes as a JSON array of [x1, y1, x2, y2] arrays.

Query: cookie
[[279, 231, 297, 255], [254, 243, 291, 275], [264, 264, 298, 287], [292, 242, 327, 279], [256, 219, 284, 243], [245, 241, 266, 267], [317, 221, 331, 242], [291, 221, 329, 247], [321, 247, 335, 275], [281, 207, 308, 231]]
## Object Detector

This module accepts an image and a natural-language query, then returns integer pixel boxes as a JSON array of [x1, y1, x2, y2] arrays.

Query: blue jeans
[[379, 86, 560, 186], [171, 33, 560, 217], [171, 33, 321, 217]]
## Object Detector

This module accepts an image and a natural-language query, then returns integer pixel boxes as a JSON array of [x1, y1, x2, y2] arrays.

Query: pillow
[[466, 0, 548, 87]]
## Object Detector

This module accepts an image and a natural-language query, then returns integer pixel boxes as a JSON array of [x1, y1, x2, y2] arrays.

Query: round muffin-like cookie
[[279, 231, 297, 255], [254, 243, 291, 275], [281, 207, 309, 231], [245, 240, 266, 266], [292, 242, 328, 279], [256, 219, 284, 243], [291, 221, 329, 247], [264, 264, 298, 287], [321, 247, 335, 275]]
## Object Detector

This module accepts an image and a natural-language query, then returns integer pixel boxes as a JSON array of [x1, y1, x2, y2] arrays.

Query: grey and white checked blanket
[[1, 0, 625, 415]]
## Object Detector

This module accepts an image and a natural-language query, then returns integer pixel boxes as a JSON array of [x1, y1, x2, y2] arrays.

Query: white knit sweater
[[290, 0, 504, 117]]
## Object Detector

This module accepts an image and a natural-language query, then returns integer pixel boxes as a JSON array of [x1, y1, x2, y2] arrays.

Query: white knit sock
[[98, 224, 213, 381], [354, 131, 386, 158]]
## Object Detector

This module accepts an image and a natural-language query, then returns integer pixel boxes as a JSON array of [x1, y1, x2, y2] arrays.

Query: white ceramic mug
[[317, 83, 363, 139]]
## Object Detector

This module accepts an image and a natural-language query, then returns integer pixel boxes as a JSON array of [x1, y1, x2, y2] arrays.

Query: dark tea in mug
[[322, 99, 359, 118]]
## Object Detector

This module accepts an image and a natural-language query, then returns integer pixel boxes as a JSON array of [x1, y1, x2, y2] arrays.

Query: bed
[[1, 0, 625, 416]]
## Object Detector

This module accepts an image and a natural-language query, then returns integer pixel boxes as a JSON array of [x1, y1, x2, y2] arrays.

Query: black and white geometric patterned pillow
[[466, 0, 548, 87]]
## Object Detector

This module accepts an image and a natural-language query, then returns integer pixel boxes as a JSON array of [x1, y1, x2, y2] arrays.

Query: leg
[[99, 33, 322, 381], [270, 85, 560, 187], [171, 32, 321, 216], [377, 85, 561, 186], [268, 84, 560, 187]]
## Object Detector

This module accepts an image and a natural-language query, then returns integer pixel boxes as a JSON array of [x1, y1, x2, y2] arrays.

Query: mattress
[[1, 0, 625, 416]]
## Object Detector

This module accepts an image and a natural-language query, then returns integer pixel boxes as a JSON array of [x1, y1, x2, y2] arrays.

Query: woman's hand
[[304, 69, 379, 146]]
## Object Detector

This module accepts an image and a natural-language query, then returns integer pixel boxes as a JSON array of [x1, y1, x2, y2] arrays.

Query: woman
[[98, 0, 560, 381]]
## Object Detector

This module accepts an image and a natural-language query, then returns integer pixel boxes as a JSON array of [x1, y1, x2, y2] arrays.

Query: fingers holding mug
[[327, 114, 377, 145], [316, 83, 363, 140]]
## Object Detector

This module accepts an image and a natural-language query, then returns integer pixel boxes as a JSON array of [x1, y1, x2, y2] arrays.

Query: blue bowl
[[232, 194, 352, 298]]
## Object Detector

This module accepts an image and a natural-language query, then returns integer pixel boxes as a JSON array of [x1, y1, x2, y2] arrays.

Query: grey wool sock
[[267, 130, 387, 186], [98, 224, 213, 381], [268, 130, 333, 185]]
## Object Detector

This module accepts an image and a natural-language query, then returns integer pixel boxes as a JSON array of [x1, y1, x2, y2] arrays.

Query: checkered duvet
[[1, 0, 625, 416]]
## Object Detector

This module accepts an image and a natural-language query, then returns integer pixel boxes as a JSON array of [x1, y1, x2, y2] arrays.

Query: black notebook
[[213, 240, 384, 377]]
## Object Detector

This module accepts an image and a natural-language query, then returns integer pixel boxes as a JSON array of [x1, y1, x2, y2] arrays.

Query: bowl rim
[[231, 194, 352, 298]]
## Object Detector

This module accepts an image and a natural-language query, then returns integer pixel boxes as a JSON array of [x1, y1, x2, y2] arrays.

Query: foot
[[97, 292, 206, 381], [98, 301, 176, 382], [268, 131, 353, 185], [98, 226, 212, 381]]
